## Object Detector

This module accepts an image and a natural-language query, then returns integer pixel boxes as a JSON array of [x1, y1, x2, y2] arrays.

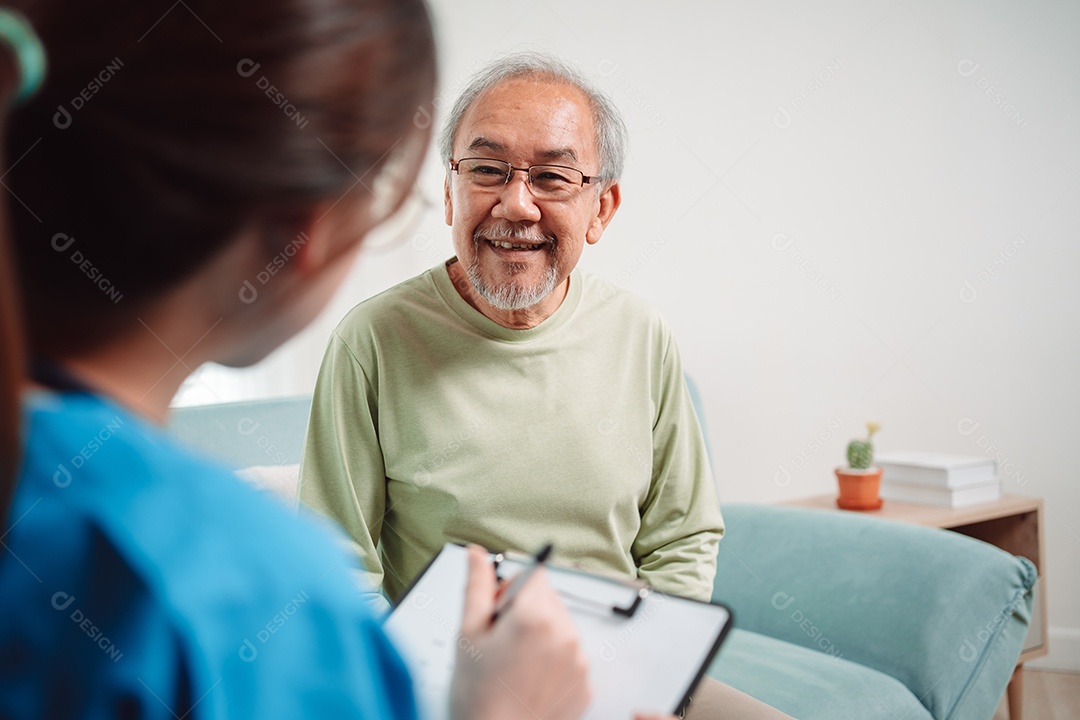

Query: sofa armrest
[[713, 504, 1035, 720]]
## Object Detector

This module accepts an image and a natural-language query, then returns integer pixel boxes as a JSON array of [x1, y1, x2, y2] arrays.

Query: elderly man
[[302, 51, 721, 600], [300, 53, 793, 718]]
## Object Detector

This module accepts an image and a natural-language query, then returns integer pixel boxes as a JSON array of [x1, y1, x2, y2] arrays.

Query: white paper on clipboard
[[382, 543, 733, 720]]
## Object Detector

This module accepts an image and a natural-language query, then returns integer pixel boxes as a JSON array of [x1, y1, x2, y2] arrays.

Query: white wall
[[176, 0, 1080, 671]]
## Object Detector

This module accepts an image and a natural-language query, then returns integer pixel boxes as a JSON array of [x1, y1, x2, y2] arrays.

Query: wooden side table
[[782, 494, 1046, 720]]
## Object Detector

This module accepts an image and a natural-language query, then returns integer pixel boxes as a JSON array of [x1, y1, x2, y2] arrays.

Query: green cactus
[[846, 421, 880, 470]]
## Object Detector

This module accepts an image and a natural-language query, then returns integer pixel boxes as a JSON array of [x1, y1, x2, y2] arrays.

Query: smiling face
[[444, 76, 620, 326]]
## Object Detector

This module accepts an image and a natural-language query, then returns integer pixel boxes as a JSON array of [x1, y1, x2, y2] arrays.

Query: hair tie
[[0, 9, 46, 105]]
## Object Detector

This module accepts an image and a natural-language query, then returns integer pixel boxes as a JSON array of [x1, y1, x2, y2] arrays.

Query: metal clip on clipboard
[[559, 583, 650, 618], [494, 549, 651, 619]]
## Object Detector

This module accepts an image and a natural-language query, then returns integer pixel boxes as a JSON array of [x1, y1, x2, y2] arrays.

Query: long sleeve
[[299, 331, 390, 611], [631, 334, 724, 602]]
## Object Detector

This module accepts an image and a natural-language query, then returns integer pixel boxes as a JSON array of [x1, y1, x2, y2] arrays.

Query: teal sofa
[[169, 396, 1035, 720], [170, 395, 312, 468], [705, 504, 1034, 719]]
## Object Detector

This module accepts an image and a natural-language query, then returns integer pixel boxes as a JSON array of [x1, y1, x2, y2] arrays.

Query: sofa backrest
[[169, 395, 312, 466], [168, 396, 312, 505]]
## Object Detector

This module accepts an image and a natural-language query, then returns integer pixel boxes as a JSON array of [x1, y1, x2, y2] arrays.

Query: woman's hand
[[450, 544, 591, 720]]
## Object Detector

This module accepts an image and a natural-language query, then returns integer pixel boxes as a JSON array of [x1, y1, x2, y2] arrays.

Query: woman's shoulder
[[24, 392, 351, 594], [13, 392, 412, 717]]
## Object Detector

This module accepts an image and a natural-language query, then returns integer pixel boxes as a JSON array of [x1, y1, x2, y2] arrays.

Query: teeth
[[490, 240, 542, 250]]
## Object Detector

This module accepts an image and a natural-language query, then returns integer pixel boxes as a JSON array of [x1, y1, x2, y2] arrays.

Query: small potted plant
[[835, 421, 883, 510]]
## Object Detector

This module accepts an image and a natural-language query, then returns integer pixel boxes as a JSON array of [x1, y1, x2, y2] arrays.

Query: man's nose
[[492, 171, 542, 223]]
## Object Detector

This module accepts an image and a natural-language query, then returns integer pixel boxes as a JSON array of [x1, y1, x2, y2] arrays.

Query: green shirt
[[299, 260, 724, 603]]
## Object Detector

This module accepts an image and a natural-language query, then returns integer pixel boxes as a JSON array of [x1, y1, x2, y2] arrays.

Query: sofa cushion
[[708, 628, 934, 720], [234, 464, 300, 508]]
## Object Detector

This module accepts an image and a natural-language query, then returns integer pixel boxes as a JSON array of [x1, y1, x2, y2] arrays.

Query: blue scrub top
[[0, 391, 418, 719]]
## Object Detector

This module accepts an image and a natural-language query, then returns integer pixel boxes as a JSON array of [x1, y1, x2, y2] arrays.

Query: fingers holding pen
[[453, 544, 591, 720], [459, 543, 498, 637]]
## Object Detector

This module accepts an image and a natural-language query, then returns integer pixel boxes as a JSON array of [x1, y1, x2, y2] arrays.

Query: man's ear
[[585, 181, 622, 245], [444, 174, 454, 226]]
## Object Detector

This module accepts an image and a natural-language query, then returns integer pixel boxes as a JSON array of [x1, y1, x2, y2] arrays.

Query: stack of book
[[877, 452, 1000, 508]]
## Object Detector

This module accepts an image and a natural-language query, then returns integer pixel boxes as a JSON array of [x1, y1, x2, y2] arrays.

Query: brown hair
[[1, 0, 435, 515], [0, 53, 24, 522], [6, 0, 435, 356]]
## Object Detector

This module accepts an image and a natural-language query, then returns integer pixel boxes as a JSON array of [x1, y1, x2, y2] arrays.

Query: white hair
[[437, 52, 628, 183]]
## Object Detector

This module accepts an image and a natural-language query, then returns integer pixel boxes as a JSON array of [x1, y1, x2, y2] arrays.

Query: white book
[[880, 478, 1002, 508], [876, 451, 997, 488]]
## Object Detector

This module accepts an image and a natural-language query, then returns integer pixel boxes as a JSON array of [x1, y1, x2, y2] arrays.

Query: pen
[[490, 542, 553, 623]]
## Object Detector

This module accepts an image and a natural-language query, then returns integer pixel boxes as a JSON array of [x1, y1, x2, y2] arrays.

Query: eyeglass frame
[[448, 157, 599, 194], [355, 182, 435, 255]]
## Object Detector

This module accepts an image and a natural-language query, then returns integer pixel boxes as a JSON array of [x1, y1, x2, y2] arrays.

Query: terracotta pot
[[835, 466, 884, 510]]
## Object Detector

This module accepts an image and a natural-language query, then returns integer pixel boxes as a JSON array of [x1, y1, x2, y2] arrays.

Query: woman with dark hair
[[0, 2, 603, 718]]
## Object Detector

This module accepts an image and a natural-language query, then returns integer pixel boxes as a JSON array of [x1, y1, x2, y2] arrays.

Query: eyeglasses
[[359, 182, 435, 255], [449, 157, 597, 200]]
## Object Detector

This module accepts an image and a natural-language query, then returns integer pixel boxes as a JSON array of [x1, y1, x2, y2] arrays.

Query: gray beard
[[467, 231, 560, 311]]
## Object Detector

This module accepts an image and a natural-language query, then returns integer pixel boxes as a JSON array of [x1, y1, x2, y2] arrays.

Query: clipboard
[[383, 543, 733, 719]]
